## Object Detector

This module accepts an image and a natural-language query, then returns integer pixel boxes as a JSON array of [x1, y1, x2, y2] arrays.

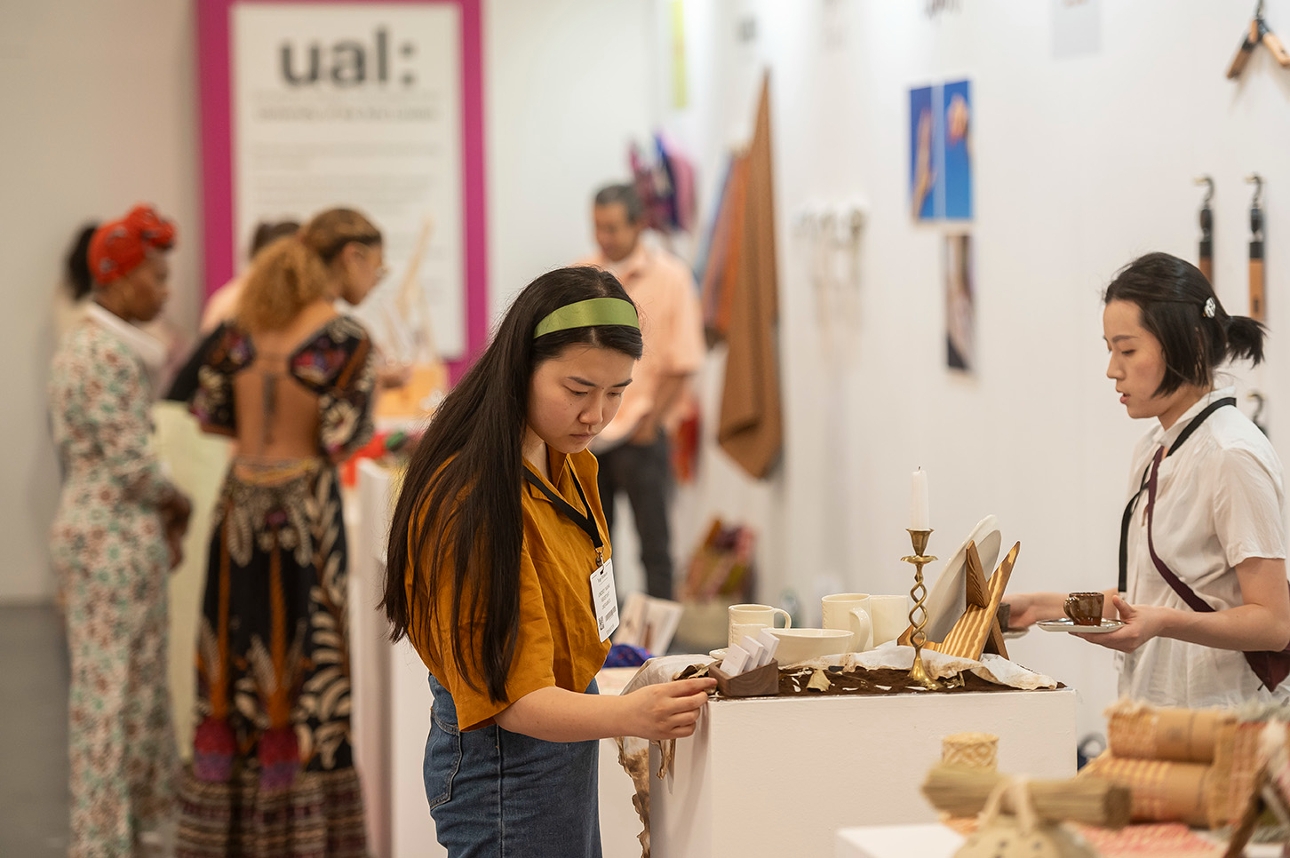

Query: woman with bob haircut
[[1008, 251, 1290, 708], [382, 266, 714, 857]]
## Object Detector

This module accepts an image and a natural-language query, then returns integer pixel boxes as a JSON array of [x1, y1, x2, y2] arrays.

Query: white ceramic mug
[[822, 593, 873, 652], [728, 622, 770, 648], [728, 604, 791, 648], [868, 595, 911, 646]]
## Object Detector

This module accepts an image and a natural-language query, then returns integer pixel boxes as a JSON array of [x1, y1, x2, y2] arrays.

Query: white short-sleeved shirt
[[1119, 387, 1290, 708]]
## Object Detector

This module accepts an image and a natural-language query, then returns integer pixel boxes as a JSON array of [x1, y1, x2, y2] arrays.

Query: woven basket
[[942, 732, 999, 771]]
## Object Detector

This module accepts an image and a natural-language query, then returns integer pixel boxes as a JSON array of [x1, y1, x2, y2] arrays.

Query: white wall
[[10, 0, 1290, 744], [485, 0, 656, 319], [0, 0, 202, 601], [0, 0, 656, 602], [655, 0, 1290, 737]]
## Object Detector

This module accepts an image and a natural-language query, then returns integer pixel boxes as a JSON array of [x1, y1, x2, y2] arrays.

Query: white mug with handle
[[728, 603, 791, 648], [822, 593, 874, 652], [867, 594, 912, 646]]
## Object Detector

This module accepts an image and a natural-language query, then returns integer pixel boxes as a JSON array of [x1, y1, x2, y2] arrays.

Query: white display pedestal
[[834, 823, 1287, 858], [836, 824, 963, 858], [350, 460, 643, 858], [651, 688, 1078, 858]]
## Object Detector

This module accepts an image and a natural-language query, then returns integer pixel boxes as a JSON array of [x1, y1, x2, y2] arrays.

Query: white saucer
[[709, 648, 727, 660], [1036, 618, 1123, 634], [1002, 629, 1027, 640], [922, 515, 1003, 642]]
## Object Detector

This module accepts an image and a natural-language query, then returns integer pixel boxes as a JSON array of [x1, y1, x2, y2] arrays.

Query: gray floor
[[0, 604, 71, 855]]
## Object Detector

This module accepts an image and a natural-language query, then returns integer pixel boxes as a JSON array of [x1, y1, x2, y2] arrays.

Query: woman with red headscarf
[[48, 204, 192, 857]]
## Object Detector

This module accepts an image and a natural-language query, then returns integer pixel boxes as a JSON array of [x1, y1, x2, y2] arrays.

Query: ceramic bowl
[[766, 628, 853, 664]]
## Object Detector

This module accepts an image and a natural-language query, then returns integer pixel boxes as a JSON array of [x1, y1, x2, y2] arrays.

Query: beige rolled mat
[[1106, 700, 1233, 764], [1080, 753, 1212, 828]]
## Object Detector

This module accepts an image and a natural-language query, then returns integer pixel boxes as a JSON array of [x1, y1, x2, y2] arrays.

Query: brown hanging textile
[[717, 72, 783, 480]]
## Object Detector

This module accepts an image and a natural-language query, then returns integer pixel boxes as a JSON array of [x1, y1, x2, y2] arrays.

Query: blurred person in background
[[579, 183, 704, 600], [199, 219, 302, 334], [174, 210, 382, 857], [49, 204, 192, 858]]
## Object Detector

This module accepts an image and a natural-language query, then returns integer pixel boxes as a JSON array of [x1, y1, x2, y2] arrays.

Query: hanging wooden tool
[[1229, 1, 1290, 79], [1195, 176, 1214, 284], [1248, 174, 1266, 322]]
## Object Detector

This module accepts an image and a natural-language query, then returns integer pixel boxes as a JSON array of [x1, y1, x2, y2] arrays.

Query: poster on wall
[[945, 233, 975, 373], [942, 79, 972, 220], [909, 84, 939, 221], [198, 0, 487, 372], [908, 79, 973, 221]]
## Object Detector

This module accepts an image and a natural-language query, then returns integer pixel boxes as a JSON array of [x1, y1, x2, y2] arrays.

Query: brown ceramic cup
[[1064, 591, 1105, 626]]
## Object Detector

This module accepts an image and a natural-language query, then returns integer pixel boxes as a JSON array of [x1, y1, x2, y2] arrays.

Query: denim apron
[[424, 674, 602, 858]]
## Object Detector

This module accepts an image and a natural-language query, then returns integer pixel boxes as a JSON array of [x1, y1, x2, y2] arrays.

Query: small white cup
[[868, 595, 911, 646], [728, 604, 791, 648], [822, 593, 873, 652]]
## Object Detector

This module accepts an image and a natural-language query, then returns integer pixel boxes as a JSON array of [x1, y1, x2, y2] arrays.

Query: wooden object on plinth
[[709, 659, 779, 698], [922, 764, 1131, 829], [900, 541, 1020, 662], [373, 361, 447, 425]]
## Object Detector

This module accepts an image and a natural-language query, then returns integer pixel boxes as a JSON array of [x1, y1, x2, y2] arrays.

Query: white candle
[[910, 468, 930, 531]]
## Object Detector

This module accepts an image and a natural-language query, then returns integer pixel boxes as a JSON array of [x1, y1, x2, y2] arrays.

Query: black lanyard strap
[[523, 467, 604, 557], [1117, 397, 1237, 592]]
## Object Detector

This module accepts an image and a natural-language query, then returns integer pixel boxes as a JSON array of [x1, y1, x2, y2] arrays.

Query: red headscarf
[[88, 204, 177, 284]]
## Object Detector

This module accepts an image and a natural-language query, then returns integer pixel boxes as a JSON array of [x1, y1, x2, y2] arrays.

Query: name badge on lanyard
[[590, 559, 619, 641], [524, 466, 619, 641]]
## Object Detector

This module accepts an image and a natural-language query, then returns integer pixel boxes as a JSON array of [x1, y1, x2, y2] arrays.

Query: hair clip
[[1203, 297, 1217, 318]]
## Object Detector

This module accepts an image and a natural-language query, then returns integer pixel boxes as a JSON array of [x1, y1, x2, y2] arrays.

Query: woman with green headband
[[382, 266, 715, 856]]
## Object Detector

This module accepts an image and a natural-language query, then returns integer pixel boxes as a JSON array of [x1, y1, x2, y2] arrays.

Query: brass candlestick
[[903, 528, 942, 690]]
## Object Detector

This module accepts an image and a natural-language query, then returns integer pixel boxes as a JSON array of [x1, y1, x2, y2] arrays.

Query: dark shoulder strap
[[1143, 448, 1216, 613], [1116, 397, 1236, 592]]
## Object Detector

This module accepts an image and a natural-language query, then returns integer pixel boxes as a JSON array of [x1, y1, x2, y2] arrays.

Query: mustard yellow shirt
[[405, 447, 612, 731]]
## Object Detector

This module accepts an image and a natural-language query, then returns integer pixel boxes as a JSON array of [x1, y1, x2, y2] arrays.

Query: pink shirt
[[580, 243, 704, 446]]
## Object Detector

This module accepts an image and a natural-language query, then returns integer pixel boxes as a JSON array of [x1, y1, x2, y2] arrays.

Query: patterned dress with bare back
[[175, 314, 375, 858]]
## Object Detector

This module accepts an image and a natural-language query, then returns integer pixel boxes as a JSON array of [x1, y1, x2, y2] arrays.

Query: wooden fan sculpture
[[1228, 1, 1290, 79], [900, 541, 1021, 662]]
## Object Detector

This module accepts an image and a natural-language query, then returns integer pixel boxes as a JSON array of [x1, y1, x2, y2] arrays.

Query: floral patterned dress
[[175, 315, 375, 858], [48, 313, 179, 858]]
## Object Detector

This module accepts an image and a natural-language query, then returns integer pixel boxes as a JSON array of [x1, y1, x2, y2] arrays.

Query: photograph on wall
[[945, 233, 975, 373], [909, 84, 940, 221], [942, 79, 972, 220]]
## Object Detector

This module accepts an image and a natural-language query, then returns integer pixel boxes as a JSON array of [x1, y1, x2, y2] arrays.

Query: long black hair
[[66, 223, 98, 299], [381, 266, 643, 702], [1105, 252, 1266, 397]]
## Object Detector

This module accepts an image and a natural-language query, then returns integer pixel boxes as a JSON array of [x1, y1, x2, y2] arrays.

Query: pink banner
[[196, 0, 487, 379]]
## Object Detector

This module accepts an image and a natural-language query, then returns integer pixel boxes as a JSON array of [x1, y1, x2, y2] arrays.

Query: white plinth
[[834, 823, 1287, 858], [651, 688, 1078, 858], [836, 824, 963, 858]]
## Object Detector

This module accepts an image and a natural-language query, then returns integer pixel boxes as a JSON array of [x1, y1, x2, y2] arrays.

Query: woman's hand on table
[[624, 677, 717, 741], [1075, 596, 1163, 652]]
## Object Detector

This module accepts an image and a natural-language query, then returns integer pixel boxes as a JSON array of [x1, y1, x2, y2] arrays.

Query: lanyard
[[1117, 397, 1236, 592], [523, 466, 605, 565]]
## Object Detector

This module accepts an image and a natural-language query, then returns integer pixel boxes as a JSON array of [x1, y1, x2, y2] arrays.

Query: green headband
[[533, 298, 640, 339]]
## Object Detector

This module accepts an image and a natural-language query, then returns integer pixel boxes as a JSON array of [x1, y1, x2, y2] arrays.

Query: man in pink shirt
[[581, 184, 705, 600]]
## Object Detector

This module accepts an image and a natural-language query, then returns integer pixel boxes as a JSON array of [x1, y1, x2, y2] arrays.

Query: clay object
[[1063, 592, 1104, 626]]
